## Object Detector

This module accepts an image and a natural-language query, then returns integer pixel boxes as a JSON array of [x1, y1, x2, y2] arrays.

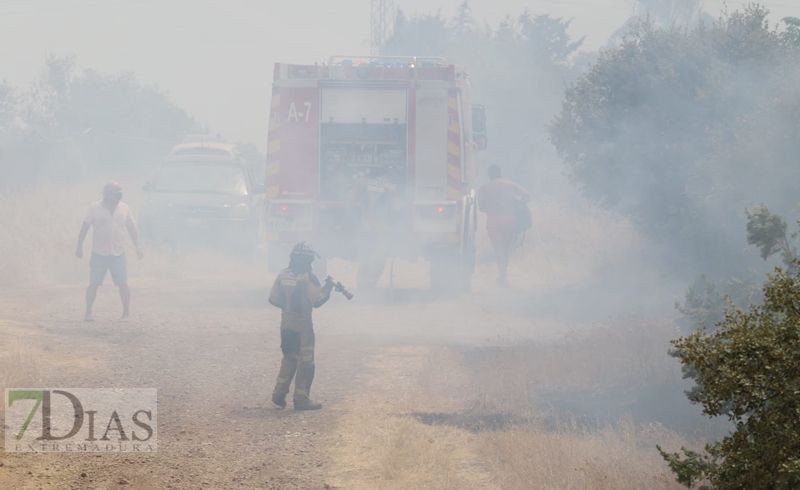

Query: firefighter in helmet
[[269, 242, 333, 410]]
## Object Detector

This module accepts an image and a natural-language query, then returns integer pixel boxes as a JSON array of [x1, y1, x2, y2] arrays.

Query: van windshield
[[154, 162, 248, 195]]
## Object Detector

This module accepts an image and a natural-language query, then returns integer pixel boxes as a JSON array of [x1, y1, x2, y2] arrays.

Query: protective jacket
[[269, 268, 331, 331]]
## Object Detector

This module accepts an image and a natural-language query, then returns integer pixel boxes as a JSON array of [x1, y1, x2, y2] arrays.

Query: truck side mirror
[[472, 105, 487, 150], [252, 183, 266, 194], [142, 181, 151, 191]]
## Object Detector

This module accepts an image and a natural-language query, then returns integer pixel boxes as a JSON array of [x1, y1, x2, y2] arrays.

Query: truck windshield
[[154, 162, 248, 195]]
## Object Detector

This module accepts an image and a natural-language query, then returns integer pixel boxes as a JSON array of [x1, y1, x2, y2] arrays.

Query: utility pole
[[370, 0, 395, 55]]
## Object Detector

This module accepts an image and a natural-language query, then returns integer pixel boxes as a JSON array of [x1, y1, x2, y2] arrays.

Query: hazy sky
[[1, 0, 797, 150]]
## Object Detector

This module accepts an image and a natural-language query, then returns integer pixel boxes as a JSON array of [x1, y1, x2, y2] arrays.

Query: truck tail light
[[271, 203, 299, 215], [419, 204, 456, 220], [266, 200, 313, 233]]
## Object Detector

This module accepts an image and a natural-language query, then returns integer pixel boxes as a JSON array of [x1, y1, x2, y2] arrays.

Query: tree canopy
[[549, 6, 800, 281], [1, 55, 201, 190], [660, 253, 800, 489], [382, 2, 585, 191]]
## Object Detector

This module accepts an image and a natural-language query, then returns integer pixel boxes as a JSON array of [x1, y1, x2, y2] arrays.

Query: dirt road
[[0, 255, 555, 490], [0, 247, 690, 490]]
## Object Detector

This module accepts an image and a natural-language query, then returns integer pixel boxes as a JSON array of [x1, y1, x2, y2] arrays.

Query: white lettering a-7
[[304, 102, 312, 122], [288, 103, 299, 122]]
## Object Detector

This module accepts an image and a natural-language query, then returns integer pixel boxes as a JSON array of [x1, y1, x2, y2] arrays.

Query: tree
[[659, 258, 800, 489], [607, 0, 708, 48], [63, 68, 200, 174], [661, 207, 800, 488], [519, 12, 585, 64], [0, 81, 15, 139], [780, 17, 800, 48], [633, 0, 703, 26], [382, 7, 584, 191], [549, 6, 800, 281], [1, 54, 202, 189], [382, 10, 451, 56], [452, 0, 474, 38], [746, 204, 798, 268]]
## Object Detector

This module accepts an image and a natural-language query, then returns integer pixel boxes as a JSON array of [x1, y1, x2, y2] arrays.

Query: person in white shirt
[[75, 182, 143, 322]]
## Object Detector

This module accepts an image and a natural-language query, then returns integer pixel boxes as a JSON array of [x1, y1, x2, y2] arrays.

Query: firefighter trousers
[[273, 326, 316, 404]]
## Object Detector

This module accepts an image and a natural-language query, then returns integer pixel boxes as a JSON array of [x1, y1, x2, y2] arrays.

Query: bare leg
[[497, 248, 509, 284], [119, 285, 131, 318], [489, 238, 510, 286], [85, 285, 99, 320]]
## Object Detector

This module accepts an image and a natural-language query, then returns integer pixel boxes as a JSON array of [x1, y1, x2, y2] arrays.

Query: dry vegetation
[[0, 180, 642, 290], [0, 339, 40, 441], [327, 335, 694, 490], [0, 181, 261, 291], [476, 196, 643, 291], [478, 421, 687, 490], [326, 200, 693, 489], [466, 317, 684, 406], [2, 183, 694, 488], [0, 182, 104, 288]]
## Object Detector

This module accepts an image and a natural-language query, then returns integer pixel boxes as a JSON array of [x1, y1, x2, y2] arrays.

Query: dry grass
[[332, 402, 689, 490], [340, 196, 643, 293], [470, 317, 683, 405], [4, 184, 692, 488], [329, 338, 696, 490], [0, 182, 105, 288], [406, 316, 684, 418], [476, 197, 642, 291], [0, 184, 643, 295], [330, 402, 497, 490], [477, 420, 687, 490], [327, 346, 493, 489], [0, 181, 264, 291], [377, 418, 485, 486], [0, 337, 40, 436]]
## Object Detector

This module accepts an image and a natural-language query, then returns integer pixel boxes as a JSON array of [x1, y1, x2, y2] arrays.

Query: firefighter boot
[[272, 394, 286, 408], [293, 360, 322, 410], [272, 356, 298, 409], [294, 400, 323, 411], [295, 364, 321, 410]]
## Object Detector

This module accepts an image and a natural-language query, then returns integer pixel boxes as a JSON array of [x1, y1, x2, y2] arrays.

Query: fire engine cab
[[264, 55, 487, 291]]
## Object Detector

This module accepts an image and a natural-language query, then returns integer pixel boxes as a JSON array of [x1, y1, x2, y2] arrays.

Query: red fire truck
[[263, 55, 487, 291]]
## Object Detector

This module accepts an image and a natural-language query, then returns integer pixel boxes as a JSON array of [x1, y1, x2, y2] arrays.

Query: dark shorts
[[90, 253, 128, 286]]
